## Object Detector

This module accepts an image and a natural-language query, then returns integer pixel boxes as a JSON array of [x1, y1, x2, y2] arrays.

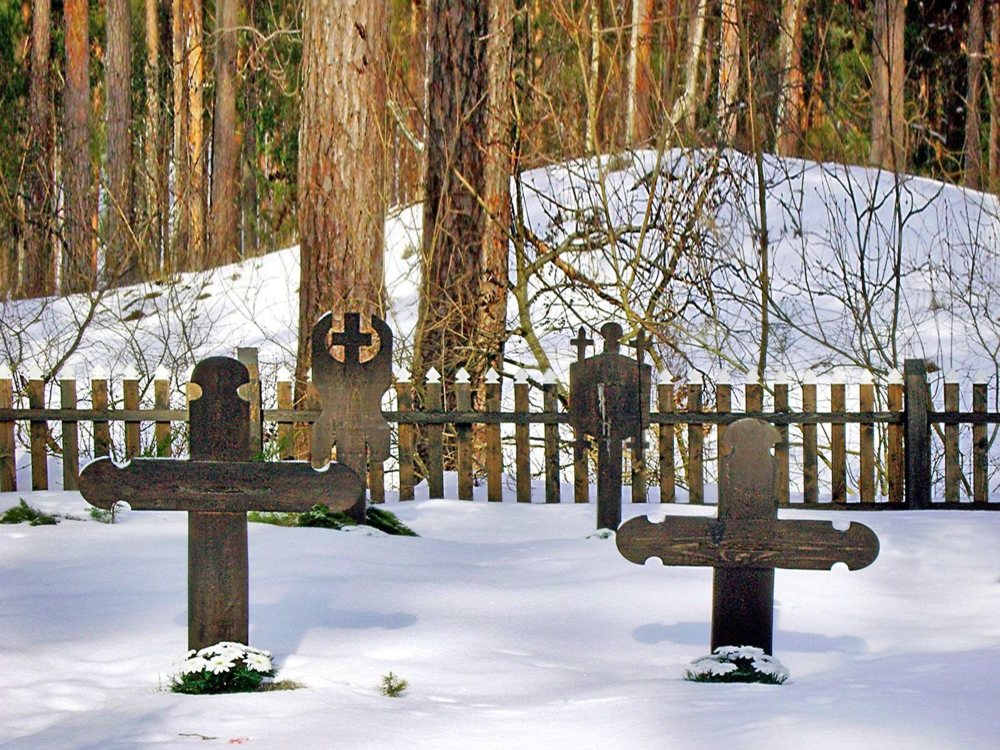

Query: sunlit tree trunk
[[870, 0, 906, 171], [964, 0, 985, 189], [172, 0, 205, 271], [210, 0, 241, 265], [989, 2, 1000, 192], [22, 0, 54, 298], [775, 0, 806, 156], [144, 0, 164, 275], [107, 0, 138, 285], [626, 0, 654, 144], [669, 0, 709, 135], [62, 0, 94, 294], [717, 0, 740, 144]]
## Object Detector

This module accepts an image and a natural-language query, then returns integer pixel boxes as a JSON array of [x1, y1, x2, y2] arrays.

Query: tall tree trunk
[[297, 0, 388, 387], [415, 0, 497, 386], [626, 0, 654, 144], [717, 0, 741, 144], [669, 0, 709, 135], [172, 0, 205, 271], [965, 0, 986, 189], [661, 0, 680, 112], [774, 0, 806, 156], [476, 0, 514, 387], [23, 0, 54, 298], [107, 0, 137, 285], [870, 0, 906, 171], [145, 0, 163, 276], [587, 0, 601, 152], [210, 0, 240, 265], [172, 0, 190, 272], [989, 1, 1000, 192], [62, 0, 94, 294]]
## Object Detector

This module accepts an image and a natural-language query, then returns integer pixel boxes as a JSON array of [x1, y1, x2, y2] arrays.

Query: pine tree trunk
[[774, 0, 806, 156], [107, 0, 137, 285], [210, 0, 241, 265], [297, 0, 389, 392], [964, 0, 985, 190], [172, 0, 189, 272], [587, 0, 601, 152], [188, 0, 206, 270], [989, 2, 1000, 192], [22, 0, 54, 298], [415, 0, 492, 385], [870, 0, 906, 170], [669, 0, 709, 135], [62, 0, 94, 294], [172, 0, 205, 271], [144, 0, 163, 276], [626, 0, 654, 144], [717, 0, 741, 144]]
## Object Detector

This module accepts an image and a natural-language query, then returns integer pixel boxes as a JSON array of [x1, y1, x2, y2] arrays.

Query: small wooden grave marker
[[616, 418, 879, 654], [310, 312, 393, 520], [569, 322, 651, 530], [79, 357, 364, 650]]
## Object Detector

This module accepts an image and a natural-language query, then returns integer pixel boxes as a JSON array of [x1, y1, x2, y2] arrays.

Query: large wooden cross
[[616, 418, 880, 654], [79, 357, 364, 651]]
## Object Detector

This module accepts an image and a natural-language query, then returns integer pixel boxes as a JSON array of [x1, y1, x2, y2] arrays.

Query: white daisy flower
[[206, 655, 235, 674], [178, 656, 209, 675], [244, 652, 272, 672]]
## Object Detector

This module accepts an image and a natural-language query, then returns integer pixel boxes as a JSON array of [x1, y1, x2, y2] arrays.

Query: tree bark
[[669, 0, 709, 135], [107, 0, 137, 285], [62, 0, 95, 294], [22, 0, 54, 298], [144, 0, 164, 276], [870, 0, 906, 171], [626, 0, 655, 144], [717, 0, 741, 144], [297, 0, 389, 391], [210, 0, 241, 266], [774, 0, 806, 156], [964, 0, 985, 189], [989, 1, 1000, 192]]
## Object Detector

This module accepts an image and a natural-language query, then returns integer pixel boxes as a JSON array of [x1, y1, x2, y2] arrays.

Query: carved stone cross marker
[[570, 322, 651, 530], [79, 357, 364, 651], [616, 419, 879, 654], [310, 312, 394, 522]]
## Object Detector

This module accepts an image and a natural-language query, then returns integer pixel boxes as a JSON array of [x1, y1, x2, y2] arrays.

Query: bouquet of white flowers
[[171, 641, 276, 694], [684, 645, 789, 684]]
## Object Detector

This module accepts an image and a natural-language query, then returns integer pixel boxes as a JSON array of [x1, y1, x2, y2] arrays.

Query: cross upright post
[[79, 357, 364, 651], [617, 419, 879, 654]]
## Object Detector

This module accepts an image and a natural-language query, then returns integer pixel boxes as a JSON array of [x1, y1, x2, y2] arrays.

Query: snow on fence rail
[[1, 356, 998, 510]]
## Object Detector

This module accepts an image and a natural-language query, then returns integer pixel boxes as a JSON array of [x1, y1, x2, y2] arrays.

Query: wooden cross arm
[[616, 515, 879, 571], [78, 458, 364, 513]]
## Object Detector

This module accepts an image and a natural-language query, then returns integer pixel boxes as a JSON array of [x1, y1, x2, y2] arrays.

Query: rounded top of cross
[[600, 322, 623, 353]]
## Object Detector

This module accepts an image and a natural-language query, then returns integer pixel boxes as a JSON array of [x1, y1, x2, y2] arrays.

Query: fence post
[[92, 366, 111, 459], [425, 368, 444, 499], [395, 371, 415, 501], [904, 358, 931, 508], [543, 370, 561, 504], [686, 373, 703, 504], [658, 374, 674, 503], [276, 367, 294, 460], [514, 371, 531, 503], [27, 368, 47, 491], [123, 366, 141, 460], [485, 369, 503, 503], [0, 364, 15, 491], [973, 371, 988, 504], [61, 370, 79, 491], [237, 348, 263, 457], [154, 367, 172, 457], [455, 368, 473, 500]]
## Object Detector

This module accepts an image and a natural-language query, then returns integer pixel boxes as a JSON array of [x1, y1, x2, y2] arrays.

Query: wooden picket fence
[[1, 356, 998, 510]]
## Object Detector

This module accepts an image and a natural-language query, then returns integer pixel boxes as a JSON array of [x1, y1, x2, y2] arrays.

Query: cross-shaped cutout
[[330, 312, 373, 365], [616, 418, 879, 654], [79, 357, 364, 650], [570, 326, 594, 362]]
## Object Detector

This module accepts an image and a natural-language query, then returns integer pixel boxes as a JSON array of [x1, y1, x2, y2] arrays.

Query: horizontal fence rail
[[0, 357, 997, 511]]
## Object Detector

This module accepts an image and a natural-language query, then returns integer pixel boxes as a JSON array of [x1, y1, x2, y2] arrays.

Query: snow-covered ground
[[2, 484, 999, 749]]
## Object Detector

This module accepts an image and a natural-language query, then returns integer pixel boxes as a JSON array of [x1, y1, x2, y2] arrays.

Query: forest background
[[0, 0, 992, 400]]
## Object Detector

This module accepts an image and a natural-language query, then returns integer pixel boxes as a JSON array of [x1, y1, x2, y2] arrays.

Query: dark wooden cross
[[570, 322, 651, 530], [79, 357, 364, 651], [311, 312, 394, 522], [616, 418, 879, 654], [570, 327, 594, 363]]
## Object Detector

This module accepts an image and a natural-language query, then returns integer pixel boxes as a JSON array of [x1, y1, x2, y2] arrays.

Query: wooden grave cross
[[616, 418, 879, 654], [310, 312, 394, 522], [569, 322, 651, 530], [79, 357, 364, 651]]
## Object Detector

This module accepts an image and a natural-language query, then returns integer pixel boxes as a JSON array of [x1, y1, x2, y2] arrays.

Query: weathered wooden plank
[[154, 375, 172, 457], [973, 379, 988, 504], [658, 381, 675, 503], [456, 377, 473, 500], [396, 379, 415, 501], [687, 380, 703, 504], [631, 431, 647, 503], [859, 380, 875, 503], [888, 376, 904, 503], [904, 359, 932, 508], [515, 379, 530, 503], [0, 375, 15, 491], [426, 379, 444, 499], [774, 379, 789, 505], [28, 377, 47, 491], [276, 375, 294, 460], [573, 435, 589, 504], [237, 348, 262, 457], [123, 373, 140, 460], [716, 379, 731, 497], [544, 380, 560, 504], [802, 380, 818, 504], [61, 377, 79, 491], [944, 376, 960, 503], [831, 383, 846, 503], [486, 379, 502, 502], [79, 458, 363, 513], [92, 376, 111, 459]]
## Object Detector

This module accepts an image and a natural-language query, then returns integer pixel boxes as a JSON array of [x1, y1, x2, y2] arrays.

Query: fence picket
[[486, 375, 502, 502], [973, 377, 988, 504], [888, 374, 904, 503], [28, 376, 47, 491], [687, 378, 703, 504], [944, 375, 961, 503], [61, 377, 79, 491], [92, 375, 111, 459], [860, 379, 875, 503], [395, 377, 415, 501], [802, 378, 818, 504], [0, 373, 14, 491], [154, 372, 172, 457], [425, 375, 444, 499], [831, 382, 846, 503], [543, 377, 560, 504], [515, 377, 530, 503], [774, 377, 789, 504], [456, 374, 473, 501], [123, 369, 141, 461], [658, 381, 674, 503]]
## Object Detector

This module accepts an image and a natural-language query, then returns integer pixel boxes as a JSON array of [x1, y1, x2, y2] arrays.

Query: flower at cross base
[[207, 655, 236, 674], [244, 652, 272, 672]]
